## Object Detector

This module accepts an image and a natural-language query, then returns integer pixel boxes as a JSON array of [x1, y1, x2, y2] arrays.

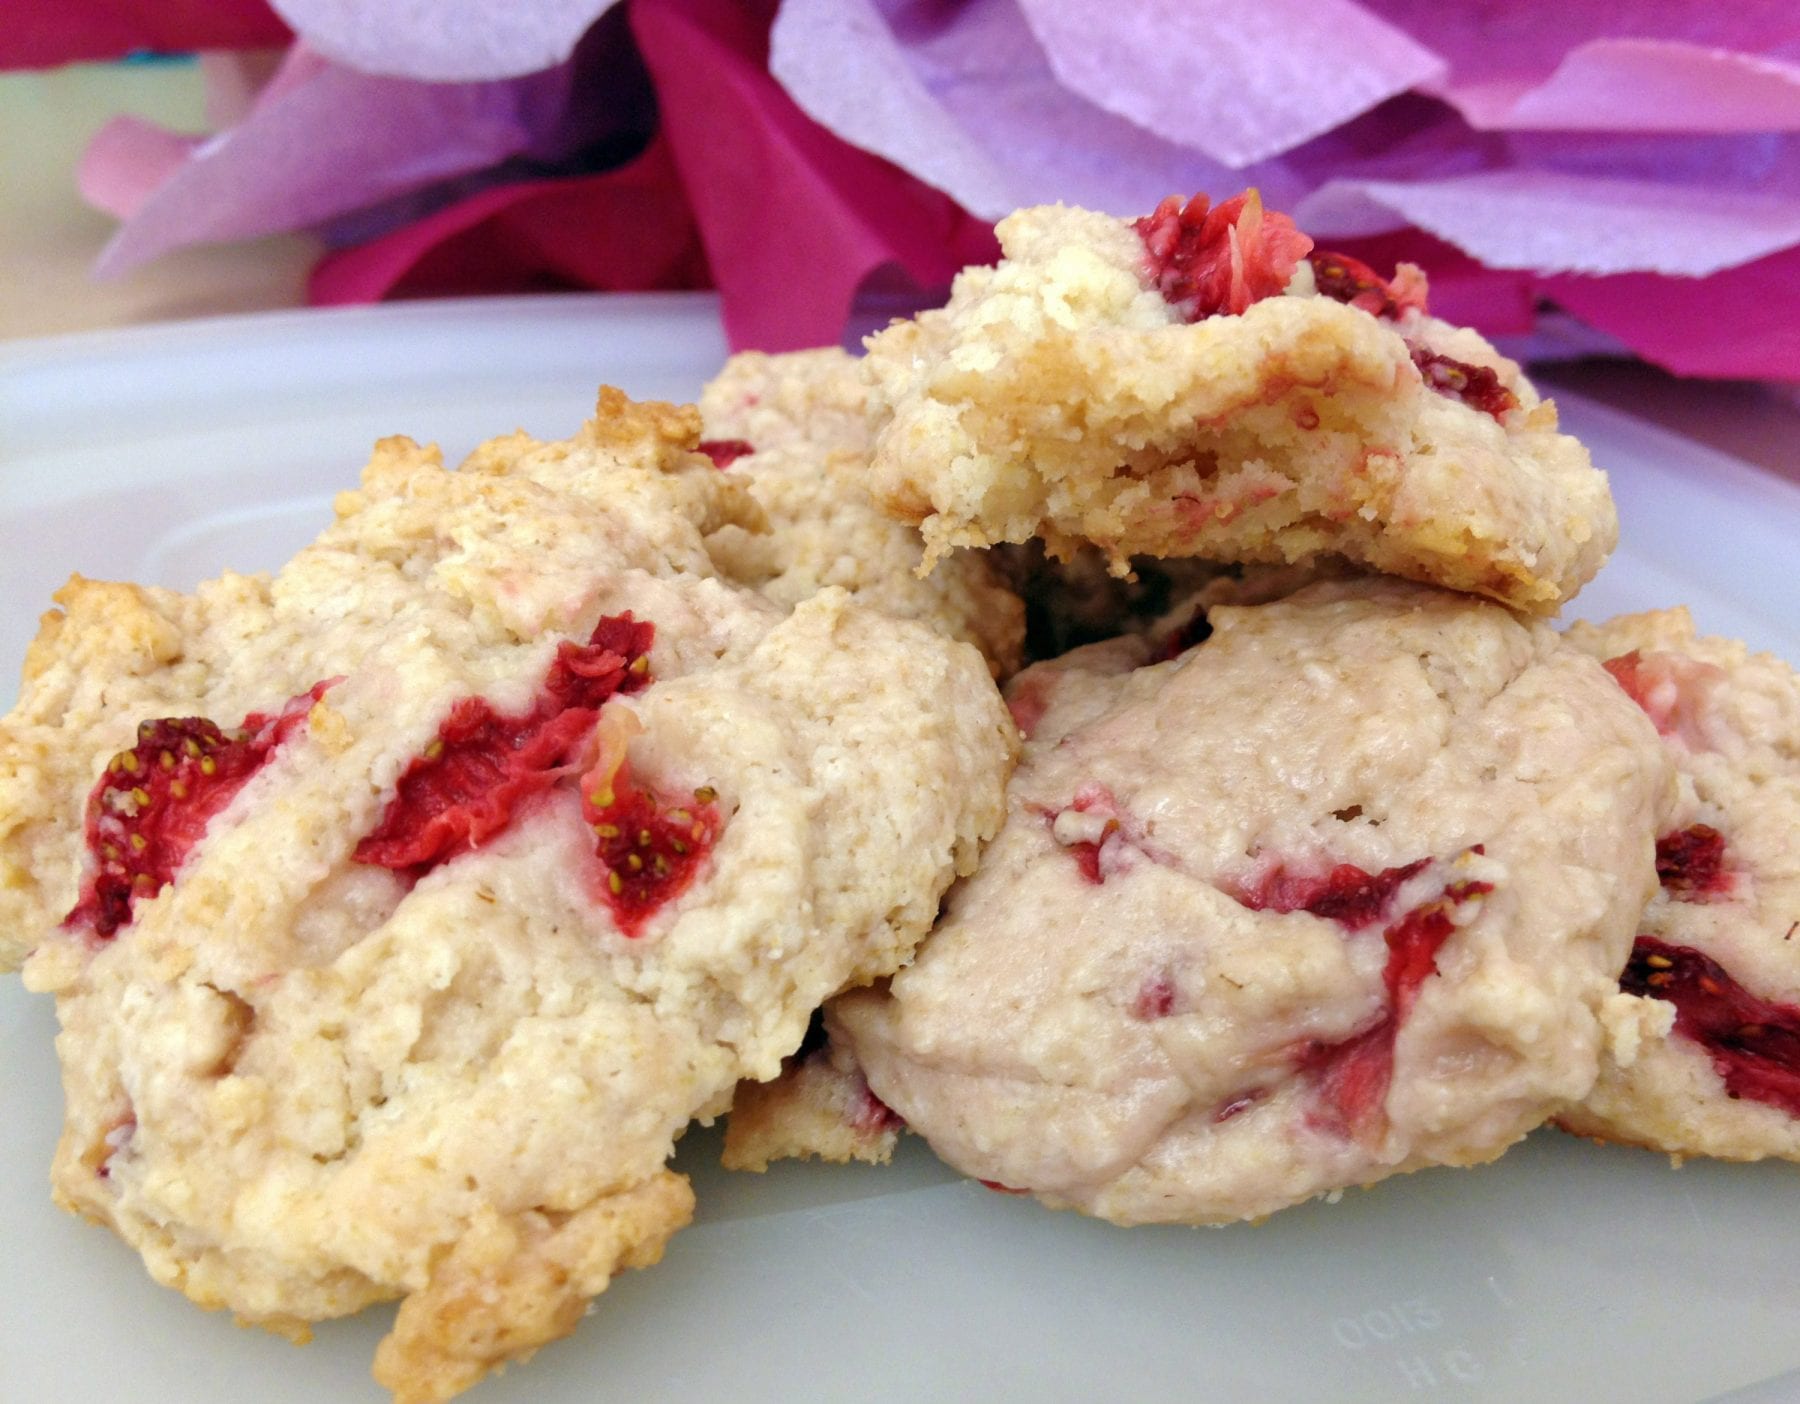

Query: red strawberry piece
[[544, 613, 656, 708], [355, 614, 654, 876], [1602, 649, 1723, 746], [1232, 856, 1429, 932], [696, 439, 754, 469], [1065, 831, 1112, 885], [1048, 783, 1125, 884], [1603, 652, 1653, 720], [977, 1179, 1031, 1195], [1134, 190, 1313, 321], [1005, 674, 1051, 739], [1297, 1020, 1394, 1140], [586, 765, 721, 937], [1308, 250, 1429, 319], [1623, 937, 1800, 1118], [66, 680, 336, 939], [1410, 346, 1519, 421], [1300, 876, 1493, 1140], [1655, 824, 1732, 900], [1130, 972, 1177, 1021], [852, 1080, 905, 1134], [1384, 885, 1489, 1022]]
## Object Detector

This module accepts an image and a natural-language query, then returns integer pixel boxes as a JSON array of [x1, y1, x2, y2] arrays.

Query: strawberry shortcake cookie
[[861, 193, 1614, 614], [798, 579, 1669, 1223], [697, 347, 1024, 678], [0, 391, 1014, 1401], [1559, 610, 1800, 1162]]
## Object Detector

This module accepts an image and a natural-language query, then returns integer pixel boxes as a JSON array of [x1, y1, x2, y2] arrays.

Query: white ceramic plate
[[3, 295, 1798, 1404]]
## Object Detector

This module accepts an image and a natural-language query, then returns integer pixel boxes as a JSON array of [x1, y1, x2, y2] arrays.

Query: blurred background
[[4, 0, 1798, 468]]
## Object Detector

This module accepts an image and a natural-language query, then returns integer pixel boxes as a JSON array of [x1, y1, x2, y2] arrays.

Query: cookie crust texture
[[722, 1037, 904, 1173], [1560, 609, 1800, 1161], [861, 203, 1616, 614], [0, 390, 1015, 1401], [828, 580, 1670, 1224], [698, 347, 1025, 678]]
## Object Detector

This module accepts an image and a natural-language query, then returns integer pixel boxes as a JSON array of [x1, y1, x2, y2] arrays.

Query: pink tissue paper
[[16, 0, 1800, 377]]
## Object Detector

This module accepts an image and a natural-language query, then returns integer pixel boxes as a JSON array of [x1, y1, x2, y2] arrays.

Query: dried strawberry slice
[[1602, 651, 1653, 714], [586, 767, 721, 937], [1300, 875, 1493, 1140], [1232, 857, 1428, 932], [1410, 346, 1518, 421], [355, 701, 597, 873], [1297, 1020, 1393, 1139], [545, 613, 656, 708], [1655, 824, 1732, 900], [1386, 882, 1491, 1021], [1623, 937, 1800, 1118], [1134, 190, 1313, 321], [355, 614, 654, 875], [696, 439, 754, 469], [1308, 249, 1429, 319], [1602, 649, 1723, 746], [67, 681, 335, 939], [1064, 832, 1112, 885]]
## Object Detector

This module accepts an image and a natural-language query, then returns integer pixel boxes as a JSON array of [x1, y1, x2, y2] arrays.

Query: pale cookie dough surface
[[699, 348, 1025, 678], [697, 346, 872, 457], [1560, 610, 1800, 1161], [0, 391, 1015, 1402], [720, 562, 1345, 1172], [862, 202, 1615, 614], [825, 579, 1669, 1225]]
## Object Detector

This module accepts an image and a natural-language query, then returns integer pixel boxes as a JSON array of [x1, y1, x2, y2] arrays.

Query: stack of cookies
[[2, 190, 1795, 1402]]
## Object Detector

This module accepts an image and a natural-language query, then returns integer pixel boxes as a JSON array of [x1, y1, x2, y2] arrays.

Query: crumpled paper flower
[[768, 0, 1800, 373], [12, 0, 1800, 375], [2, 1, 289, 70]]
